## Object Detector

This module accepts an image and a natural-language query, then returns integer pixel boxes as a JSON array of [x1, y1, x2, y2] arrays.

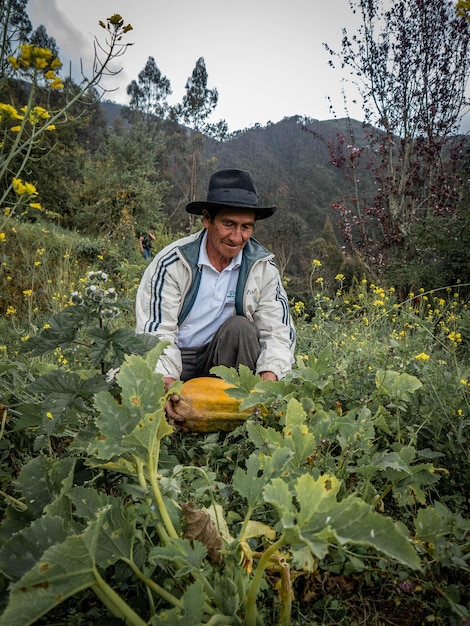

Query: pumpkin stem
[[245, 535, 288, 626]]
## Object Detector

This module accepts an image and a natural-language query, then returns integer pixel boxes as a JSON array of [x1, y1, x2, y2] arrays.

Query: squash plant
[[0, 346, 424, 626]]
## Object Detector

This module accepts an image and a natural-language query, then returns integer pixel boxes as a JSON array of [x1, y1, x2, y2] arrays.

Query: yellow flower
[[10, 125, 21, 132], [447, 331, 462, 345], [24, 181, 38, 195], [6, 306, 16, 315], [12, 178, 38, 196], [29, 203, 42, 210], [23, 289, 32, 297], [415, 352, 430, 361], [28, 105, 51, 124], [49, 77, 64, 89], [35, 56, 48, 70], [335, 273, 345, 281], [0, 232, 5, 241], [0, 103, 23, 121], [312, 259, 322, 267], [46, 411, 54, 419]]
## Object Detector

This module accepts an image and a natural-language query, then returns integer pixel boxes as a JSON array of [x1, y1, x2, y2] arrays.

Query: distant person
[[135, 168, 296, 423], [138, 228, 156, 260]]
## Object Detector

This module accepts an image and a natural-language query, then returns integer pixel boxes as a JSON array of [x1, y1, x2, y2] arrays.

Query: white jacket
[[135, 230, 296, 380]]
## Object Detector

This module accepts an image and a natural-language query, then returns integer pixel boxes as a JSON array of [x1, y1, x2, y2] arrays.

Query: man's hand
[[163, 377, 192, 430], [163, 376, 177, 392], [260, 371, 278, 382]]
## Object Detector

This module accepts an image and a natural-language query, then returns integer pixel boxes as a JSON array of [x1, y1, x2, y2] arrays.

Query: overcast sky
[[26, 0, 366, 132]]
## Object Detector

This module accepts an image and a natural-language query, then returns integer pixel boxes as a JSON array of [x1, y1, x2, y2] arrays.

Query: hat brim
[[186, 201, 276, 220]]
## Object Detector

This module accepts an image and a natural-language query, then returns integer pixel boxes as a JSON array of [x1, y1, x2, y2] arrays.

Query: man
[[138, 227, 156, 260], [135, 168, 296, 421]]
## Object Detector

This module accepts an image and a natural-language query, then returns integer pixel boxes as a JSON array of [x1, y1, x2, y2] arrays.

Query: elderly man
[[135, 168, 296, 400]]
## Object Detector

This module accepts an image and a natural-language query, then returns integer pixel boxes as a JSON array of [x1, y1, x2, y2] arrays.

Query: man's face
[[203, 207, 255, 263]]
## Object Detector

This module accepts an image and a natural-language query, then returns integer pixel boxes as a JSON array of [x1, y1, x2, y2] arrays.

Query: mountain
[[203, 115, 371, 234]]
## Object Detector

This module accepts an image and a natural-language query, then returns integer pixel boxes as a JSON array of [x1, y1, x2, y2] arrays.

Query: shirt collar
[[198, 230, 243, 271]]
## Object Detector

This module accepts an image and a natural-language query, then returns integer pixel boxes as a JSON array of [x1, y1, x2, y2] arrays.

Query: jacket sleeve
[[135, 252, 186, 379], [251, 261, 296, 379]]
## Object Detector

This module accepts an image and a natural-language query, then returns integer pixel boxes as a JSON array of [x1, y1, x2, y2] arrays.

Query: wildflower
[[70, 291, 84, 305], [6, 306, 16, 315], [312, 259, 322, 267], [29, 203, 42, 210], [335, 273, 345, 281], [294, 301, 305, 315], [415, 352, 430, 361], [46, 411, 54, 419], [12, 178, 38, 197], [23, 289, 32, 297], [23, 105, 50, 124], [0, 103, 23, 122], [447, 331, 462, 346], [49, 77, 64, 89], [0, 232, 5, 241]]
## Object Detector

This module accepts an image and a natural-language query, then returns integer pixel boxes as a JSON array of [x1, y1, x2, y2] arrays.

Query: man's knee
[[219, 315, 259, 340]]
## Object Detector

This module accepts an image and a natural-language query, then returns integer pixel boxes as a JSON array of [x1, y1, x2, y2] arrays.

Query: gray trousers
[[180, 315, 260, 381]]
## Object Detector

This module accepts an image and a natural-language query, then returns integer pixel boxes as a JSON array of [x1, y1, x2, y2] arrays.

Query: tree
[[126, 56, 172, 123], [170, 57, 228, 230], [73, 121, 171, 248], [324, 0, 470, 290], [173, 57, 219, 133], [29, 24, 59, 57], [0, 0, 31, 75]]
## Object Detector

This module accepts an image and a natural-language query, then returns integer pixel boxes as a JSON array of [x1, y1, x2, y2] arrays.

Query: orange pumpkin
[[170, 376, 251, 432]]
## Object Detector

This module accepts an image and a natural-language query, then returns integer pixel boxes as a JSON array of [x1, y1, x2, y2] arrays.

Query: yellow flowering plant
[[0, 14, 133, 227]]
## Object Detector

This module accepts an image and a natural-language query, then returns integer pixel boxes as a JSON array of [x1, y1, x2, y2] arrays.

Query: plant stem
[[122, 557, 183, 610], [147, 453, 178, 539], [205, 615, 238, 625], [92, 568, 147, 626], [278, 561, 292, 626], [0, 489, 27, 511], [245, 536, 287, 626]]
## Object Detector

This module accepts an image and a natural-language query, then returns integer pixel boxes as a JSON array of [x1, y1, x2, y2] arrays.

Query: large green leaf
[[0, 512, 104, 626], [89, 347, 171, 462], [264, 473, 422, 570], [19, 307, 90, 356], [0, 516, 68, 580], [233, 448, 293, 510], [375, 369, 423, 403], [68, 487, 136, 567]]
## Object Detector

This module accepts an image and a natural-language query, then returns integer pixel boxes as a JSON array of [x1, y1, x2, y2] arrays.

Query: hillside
[[204, 115, 373, 233], [102, 101, 370, 236]]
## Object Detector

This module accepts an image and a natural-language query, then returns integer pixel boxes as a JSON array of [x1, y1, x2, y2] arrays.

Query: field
[[0, 222, 469, 626]]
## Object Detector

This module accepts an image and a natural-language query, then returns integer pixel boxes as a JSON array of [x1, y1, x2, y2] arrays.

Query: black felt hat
[[186, 168, 276, 220]]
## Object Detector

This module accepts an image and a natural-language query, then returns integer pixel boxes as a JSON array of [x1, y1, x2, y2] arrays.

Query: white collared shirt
[[177, 231, 242, 348]]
